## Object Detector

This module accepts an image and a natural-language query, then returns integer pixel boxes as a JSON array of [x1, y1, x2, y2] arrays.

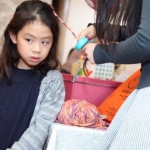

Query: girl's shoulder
[[46, 70, 63, 81], [40, 70, 64, 91], [46, 69, 62, 77]]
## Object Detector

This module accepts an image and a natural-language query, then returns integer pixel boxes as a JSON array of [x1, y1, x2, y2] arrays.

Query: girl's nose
[[32, 43, 41, 53]]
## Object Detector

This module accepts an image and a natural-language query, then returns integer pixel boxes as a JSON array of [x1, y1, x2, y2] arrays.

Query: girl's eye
[[26, 39, 32, 43], [42, 41, 49, 45]]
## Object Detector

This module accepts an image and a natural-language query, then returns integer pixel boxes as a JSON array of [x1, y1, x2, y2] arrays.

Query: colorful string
[[50, 5, 93, 76], [50, 5, 78, 40]]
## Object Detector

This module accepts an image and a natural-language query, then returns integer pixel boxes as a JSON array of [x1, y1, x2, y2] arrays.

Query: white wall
[[59, 0, 95, 64], [0, 0, 52, 38]]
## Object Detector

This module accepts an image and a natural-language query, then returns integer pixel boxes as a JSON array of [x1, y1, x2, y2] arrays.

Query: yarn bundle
[[57, 99, 106, 129]]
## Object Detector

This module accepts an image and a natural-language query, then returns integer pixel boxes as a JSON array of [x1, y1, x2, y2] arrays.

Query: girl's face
[[10, 20, 53, 69]]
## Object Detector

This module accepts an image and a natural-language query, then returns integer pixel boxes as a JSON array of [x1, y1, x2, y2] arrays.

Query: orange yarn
[[57, 99, 106, 129]]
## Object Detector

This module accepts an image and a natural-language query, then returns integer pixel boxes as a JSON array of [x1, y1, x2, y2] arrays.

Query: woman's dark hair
[[83, 0, 142, 77], [0, 0, 60, 83], [95, 0, 142, 47]]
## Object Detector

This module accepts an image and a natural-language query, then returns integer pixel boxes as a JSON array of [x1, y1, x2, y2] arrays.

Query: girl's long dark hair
[[96, 0, 142, 47], [0, 0, 60, 84]]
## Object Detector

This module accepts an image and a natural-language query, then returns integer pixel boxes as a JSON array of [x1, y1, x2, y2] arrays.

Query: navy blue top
[[0, 66, 43, 149]]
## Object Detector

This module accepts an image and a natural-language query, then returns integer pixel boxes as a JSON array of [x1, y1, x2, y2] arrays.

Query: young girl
[[78, 0, 150, 149], [0, 0, 65, 149]]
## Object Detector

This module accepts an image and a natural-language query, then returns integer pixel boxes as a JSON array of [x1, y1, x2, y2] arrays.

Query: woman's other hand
[[78, 25, 96, 40], [82, 43, 97, 64]]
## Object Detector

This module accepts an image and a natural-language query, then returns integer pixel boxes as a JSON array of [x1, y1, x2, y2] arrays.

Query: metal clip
[[72, 75, 78, 82]]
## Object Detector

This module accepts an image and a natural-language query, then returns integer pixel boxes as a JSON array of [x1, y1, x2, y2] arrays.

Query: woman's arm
[[7, 70, 65, 150], [94, 0, 150, 64]]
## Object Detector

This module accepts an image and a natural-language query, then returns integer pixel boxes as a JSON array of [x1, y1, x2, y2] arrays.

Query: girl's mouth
[[30, 57, 40, 63]]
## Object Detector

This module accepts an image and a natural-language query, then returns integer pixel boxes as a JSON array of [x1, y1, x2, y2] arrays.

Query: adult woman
[[78, 0, 150, 149]]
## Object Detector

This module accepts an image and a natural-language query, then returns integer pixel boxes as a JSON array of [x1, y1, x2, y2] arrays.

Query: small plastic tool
[[75, 37, 90, 51]]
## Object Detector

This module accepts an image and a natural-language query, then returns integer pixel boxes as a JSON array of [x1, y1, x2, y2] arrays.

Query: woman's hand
[[81, 43, 97, 64], [78, 25, 97, 64], [78, 25, 96, 40]]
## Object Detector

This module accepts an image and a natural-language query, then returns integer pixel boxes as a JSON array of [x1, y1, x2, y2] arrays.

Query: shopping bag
[[97, 69, 141, 122]]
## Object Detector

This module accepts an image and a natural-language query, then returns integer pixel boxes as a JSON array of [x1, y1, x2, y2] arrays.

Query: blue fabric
[[0, 66, 43, 150]]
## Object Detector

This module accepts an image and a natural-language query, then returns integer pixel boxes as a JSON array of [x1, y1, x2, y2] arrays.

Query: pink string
[[50, 5, 78, 41]]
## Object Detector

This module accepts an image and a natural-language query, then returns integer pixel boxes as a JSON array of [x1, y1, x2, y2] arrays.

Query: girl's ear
[[9, 32, 17, 44]]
